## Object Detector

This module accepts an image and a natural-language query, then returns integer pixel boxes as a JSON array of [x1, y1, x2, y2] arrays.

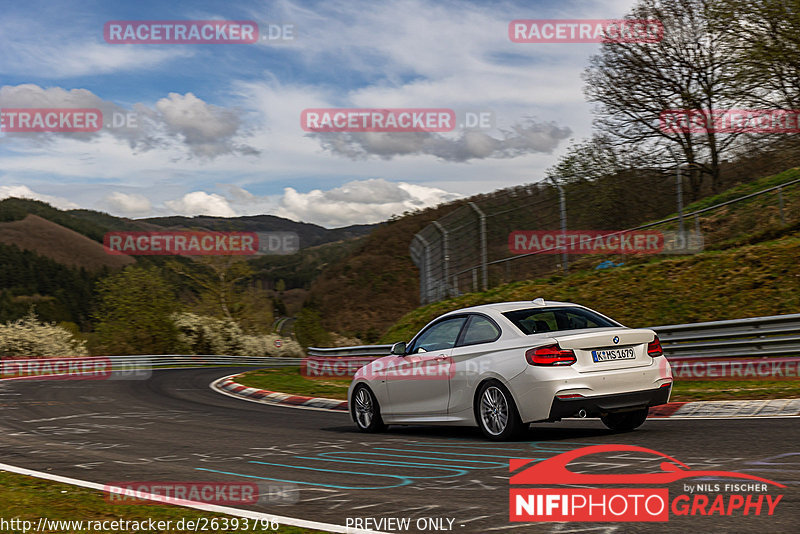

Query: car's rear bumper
[[547, 384, 672, 421], [510, 355, 672, 422]]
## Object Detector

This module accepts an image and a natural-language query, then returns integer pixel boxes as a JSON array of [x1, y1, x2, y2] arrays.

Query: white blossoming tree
[[172, 312, 303, 357], [0, 311, 89, 357]]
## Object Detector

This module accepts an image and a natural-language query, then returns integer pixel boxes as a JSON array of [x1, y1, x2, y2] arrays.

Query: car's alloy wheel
[[352, 385, 386, 433], [476, 381, 524, 440], [601, 408, 649, 432]]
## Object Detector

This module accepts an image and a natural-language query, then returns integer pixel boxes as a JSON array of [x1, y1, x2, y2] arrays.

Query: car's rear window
[[502, 307, 617, 335]]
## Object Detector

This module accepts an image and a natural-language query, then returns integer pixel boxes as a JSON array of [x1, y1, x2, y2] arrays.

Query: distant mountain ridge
[[0, 197, 378, 327], [0, 198, 377, 249], [140, 214, 375, 248]]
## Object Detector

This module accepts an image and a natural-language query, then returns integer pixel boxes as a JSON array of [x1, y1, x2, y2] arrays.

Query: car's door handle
[[435, 354, 448, 360]]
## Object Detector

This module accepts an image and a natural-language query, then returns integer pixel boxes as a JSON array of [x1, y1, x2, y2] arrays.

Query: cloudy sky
[[0, 0, 637, 227]]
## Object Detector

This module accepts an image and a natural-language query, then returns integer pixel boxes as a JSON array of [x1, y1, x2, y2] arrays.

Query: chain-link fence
[[411, 173, 800, 304]]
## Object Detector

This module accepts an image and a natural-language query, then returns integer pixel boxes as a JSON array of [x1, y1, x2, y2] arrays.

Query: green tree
[[92, 266, 184, 355], [294, 307, 332, 348], [166, 257, 254, 321]]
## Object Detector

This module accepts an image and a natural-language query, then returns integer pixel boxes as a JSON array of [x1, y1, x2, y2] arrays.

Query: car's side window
[[409, 317, 467, 353], [460, 315, 501, 346]]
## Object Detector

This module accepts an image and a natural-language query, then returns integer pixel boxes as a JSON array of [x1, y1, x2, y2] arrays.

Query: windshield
[[502, 307, 618, 335]]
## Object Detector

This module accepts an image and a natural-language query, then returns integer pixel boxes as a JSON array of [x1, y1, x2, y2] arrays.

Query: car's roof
[[443, 300, 583, 316]]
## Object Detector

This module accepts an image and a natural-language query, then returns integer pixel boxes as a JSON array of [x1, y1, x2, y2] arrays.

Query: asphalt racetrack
[[0, 368, 797, 533]]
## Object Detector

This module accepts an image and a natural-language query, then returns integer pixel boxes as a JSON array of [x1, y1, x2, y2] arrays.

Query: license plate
[[592, 348, 635, 362]]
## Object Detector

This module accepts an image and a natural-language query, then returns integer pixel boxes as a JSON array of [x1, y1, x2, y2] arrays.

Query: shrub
[[172, 312, 303, 357], [0, 310, 88, 357]]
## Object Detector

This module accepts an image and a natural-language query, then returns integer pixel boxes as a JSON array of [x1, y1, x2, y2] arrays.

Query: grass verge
[[379, 234, 800, 342], [234, 367, 350, 400], [670, 380, 800, 402], [0, 471, 328, 533]]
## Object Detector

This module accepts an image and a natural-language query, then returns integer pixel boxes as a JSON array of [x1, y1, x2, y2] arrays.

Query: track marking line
[[23, 413, 108, 423], [0, 461, 387, 534]]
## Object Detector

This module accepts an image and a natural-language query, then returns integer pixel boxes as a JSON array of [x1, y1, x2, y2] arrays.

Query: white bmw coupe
[[349, 299, 673, 440]]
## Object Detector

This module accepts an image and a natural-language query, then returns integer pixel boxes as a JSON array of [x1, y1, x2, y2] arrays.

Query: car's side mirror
[[390, 341, 407, 356]]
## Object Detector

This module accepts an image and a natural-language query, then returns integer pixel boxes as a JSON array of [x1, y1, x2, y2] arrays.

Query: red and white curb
[[211, 374, 800, 419], [649, 398, 800, 419], [210, 374, 348, 412]]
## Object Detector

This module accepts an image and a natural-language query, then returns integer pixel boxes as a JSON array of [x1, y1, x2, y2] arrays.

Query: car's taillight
[[526, 344, 577, 366], [647, 335, 664, 358]]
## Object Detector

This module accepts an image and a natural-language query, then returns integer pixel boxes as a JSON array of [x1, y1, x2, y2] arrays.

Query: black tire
[[475, 380, 525, 441], [351, 385, 387, 433], [601, 408, 649, 432]]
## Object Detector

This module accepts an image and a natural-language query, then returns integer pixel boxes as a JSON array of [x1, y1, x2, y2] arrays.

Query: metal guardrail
[[0, 355, 304, 381], [90, 355, 303, 368], [653, 313, 800, 360], [307, 345, 392, 358], [309, 313, 800, 361]]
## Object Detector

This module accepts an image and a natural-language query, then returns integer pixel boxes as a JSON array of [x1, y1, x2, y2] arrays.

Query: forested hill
[[0, 197, 376, 248], [0, 197, 377, 327]]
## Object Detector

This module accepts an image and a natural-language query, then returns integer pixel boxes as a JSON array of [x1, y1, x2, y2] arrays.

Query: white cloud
[[0, 184, 79, 209], [0, 84, 257, 158], [311, 121, 572, 161], [0, 0, 643, 217], [222, 184, 259, 204], [275, 178, 460, 227], [164, 191, 237, 217], [153, 92, 259, 157], [103, 192, 152, 217]]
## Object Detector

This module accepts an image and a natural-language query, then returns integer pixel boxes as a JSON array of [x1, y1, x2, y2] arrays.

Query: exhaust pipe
[[577, 409, 588, 418]]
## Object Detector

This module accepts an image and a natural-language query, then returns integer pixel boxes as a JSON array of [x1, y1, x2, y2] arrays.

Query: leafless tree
[[584, 0, 747, 199]]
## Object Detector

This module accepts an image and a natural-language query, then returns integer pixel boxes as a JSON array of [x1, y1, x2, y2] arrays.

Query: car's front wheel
[[475, 381, 525, 441], [601, 408, 649, 432], [351, 385, 387, 433]]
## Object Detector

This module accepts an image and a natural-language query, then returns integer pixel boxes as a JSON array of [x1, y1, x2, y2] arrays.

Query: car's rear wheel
[[352, 385, 387, 433], [601, 408, 649, 432], [476, 381, 524, 441]]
